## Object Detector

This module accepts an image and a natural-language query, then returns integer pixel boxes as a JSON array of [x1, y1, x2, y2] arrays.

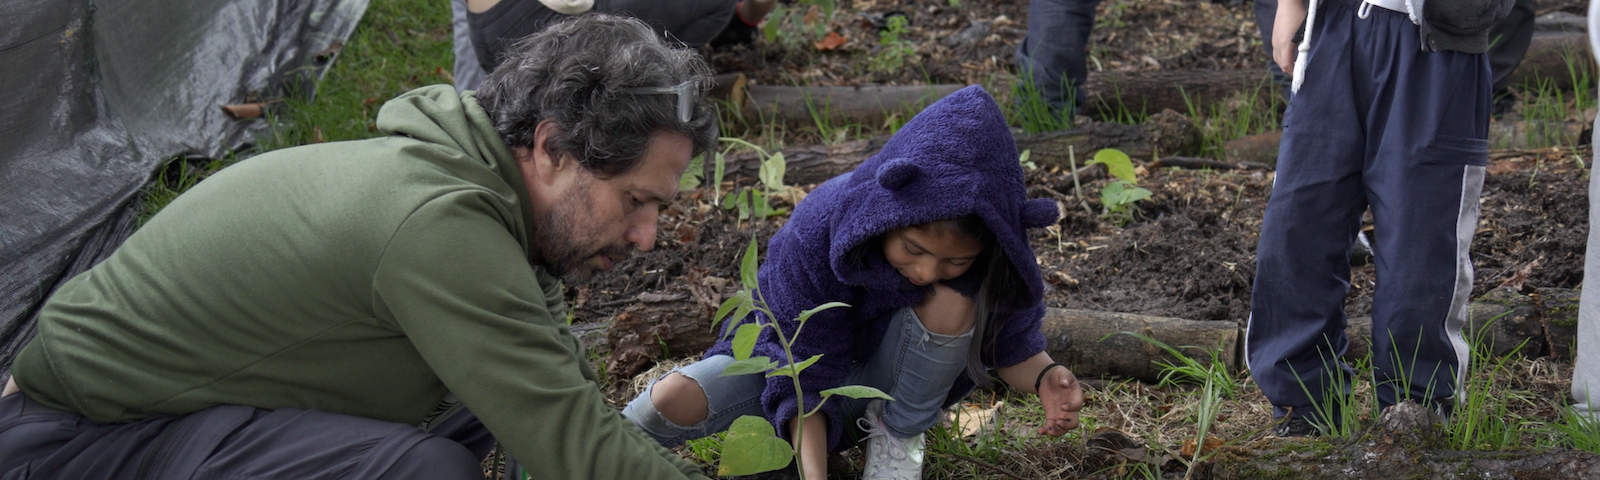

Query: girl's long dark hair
[[945, 215, 1026, 388], [849, 216, 1030, 387]]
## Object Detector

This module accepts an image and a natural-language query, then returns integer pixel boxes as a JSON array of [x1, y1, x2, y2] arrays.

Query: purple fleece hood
[[825, 85, 1060, 304]]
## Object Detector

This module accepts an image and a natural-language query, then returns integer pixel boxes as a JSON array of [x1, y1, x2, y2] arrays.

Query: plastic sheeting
[[0, 0, 370, 375]]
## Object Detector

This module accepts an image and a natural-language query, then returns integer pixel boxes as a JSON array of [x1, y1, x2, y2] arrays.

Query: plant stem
[[1068, 146, 1095, 215]]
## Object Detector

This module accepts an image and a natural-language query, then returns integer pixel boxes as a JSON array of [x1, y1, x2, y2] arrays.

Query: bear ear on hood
[[1021, 198, 1061, 229], [876, 158, 921, 191]]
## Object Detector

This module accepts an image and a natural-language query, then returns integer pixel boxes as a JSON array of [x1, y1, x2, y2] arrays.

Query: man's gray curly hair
[[476, 13, 718, 178]]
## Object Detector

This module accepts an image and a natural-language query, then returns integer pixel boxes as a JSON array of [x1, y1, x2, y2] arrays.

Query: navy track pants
[[1246, 0, 1490, 422]]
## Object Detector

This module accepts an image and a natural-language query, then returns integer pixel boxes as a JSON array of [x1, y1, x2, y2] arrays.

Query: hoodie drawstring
[[1294, 0, 1427, 93]]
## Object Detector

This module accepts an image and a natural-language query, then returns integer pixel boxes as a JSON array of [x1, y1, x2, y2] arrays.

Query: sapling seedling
[[709, 236, 894, 477], [719, 138, 794, 223], [1087, 148, 1151, 226]]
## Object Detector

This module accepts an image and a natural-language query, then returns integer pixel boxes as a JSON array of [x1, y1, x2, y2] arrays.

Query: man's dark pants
[[0, 391, 493, 479]]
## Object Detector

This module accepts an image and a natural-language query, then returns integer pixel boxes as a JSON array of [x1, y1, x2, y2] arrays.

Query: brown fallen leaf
[[814, 31, 847, 51], [1180, 435, 1223, 457], [1488, 158, 1522, 175], [946, 400, 1004, 438]]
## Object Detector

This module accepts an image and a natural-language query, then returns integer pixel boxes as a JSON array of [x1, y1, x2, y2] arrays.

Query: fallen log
[[735, 84, 965, 130], [1504, 30, 1593, 92], [600, 285, 1577, 385], [1080, 69, 1275, 120], [1210, 401, 1600, 479], [1343, 287, 1579, 363], [717, 112, 1200, 186], [1040, 309, 1242, 384], [603, 271, 732, 381]]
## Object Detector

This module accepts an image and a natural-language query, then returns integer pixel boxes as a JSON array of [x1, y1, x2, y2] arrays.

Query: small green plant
[[1181, 77, 1283, 160], [1551, 405, 1600, 454], [1115, 331, 1237, 397], [1018, 149, 1037, 171], [762, 0, 836, 49], [869, 15, 915, 74], [1087, 149, 1151, 226], [1446, 315, 1536, 451], [710, 237, 893, 477], [718, 138, 790, 222]]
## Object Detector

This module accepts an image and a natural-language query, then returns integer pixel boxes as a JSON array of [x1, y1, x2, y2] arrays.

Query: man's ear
[[517, 119, 567, 186]]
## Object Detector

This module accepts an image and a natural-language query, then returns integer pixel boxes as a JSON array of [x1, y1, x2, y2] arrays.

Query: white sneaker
[[857, 400, 924, 480]]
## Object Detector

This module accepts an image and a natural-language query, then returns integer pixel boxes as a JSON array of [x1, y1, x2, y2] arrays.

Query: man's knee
[[381, 436, 482, 480], [650, 373, 710, 426], [914, 283, 976, 336]]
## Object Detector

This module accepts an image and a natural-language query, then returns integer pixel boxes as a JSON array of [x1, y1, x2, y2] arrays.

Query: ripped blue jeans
[[623, 307, 973, 445]]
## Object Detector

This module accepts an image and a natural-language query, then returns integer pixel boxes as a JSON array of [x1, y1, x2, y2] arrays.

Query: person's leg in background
[[451, 0, 487, 92], [1253, 0, 1292, 98], [1488, 0, 1537, 112], [1569, 0, 1600, 420], [1015, 0, 1103, 119]]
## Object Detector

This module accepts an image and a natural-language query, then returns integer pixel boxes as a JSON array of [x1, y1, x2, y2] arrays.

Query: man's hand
[[1273, 0, 1309, 76], [1036, 366, 1085, 436]]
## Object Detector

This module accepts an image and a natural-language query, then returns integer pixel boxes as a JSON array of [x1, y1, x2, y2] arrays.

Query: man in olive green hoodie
[[0, 14, 717, 480]]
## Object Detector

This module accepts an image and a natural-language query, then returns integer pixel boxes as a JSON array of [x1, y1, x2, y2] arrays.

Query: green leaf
[[711, 294, 744, 338], [1101, 180, 1128, 212], [1018, 149, 1032, 168], [718, 415, 794, 476], [740, 236, 760, 290], [724, 190, 752, 220], [1091, 148, 1137, 183], [732, 323, 764, 360], [768, 354, 822, 378], [1123, 186, 1152, 203], [820, 385, 895, 401], [729, 300, 755, 342], [679, 153, 704, 191], [751, 189, 773, 218], [721, 357, 777, 376], [762, 7, 786, 43], [795, 302, 850, 324], [714, 151, 728, 187], [760, 152, 786, 192]]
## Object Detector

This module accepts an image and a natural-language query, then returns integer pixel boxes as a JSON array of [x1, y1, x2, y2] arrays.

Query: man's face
[[522, 127, 693, 283]]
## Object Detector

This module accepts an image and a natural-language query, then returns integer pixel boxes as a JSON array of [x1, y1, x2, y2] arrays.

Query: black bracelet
[[1034, 363, 1066, 392]]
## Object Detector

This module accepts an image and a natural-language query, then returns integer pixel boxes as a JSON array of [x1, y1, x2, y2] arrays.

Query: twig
[[1067, 146, 1095, 215], [1537, 1, 1584, 16], [937, 452, 1029, 480]]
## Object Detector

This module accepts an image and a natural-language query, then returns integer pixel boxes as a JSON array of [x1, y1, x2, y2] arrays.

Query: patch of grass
[[1446, 320, 1538, 451], [137, 0, 455, 220], [138, 156, 232, 225], [1550, 406, 1600, 453], [1007, 67, 1076, 134], [260, 0, 455, 148], [1181, 76, 1283, 160]]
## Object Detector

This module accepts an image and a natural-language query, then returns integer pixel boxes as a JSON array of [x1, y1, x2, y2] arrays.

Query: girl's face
[[882, 224, 985, 287]]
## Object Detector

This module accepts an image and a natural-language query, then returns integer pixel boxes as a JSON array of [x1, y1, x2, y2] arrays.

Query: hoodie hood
[[373, 85, 537, 257], [824, 85, 1059, 305]]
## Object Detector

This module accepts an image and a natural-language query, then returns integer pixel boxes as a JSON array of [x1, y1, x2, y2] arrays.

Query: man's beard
[[528, 182, 631, 284]]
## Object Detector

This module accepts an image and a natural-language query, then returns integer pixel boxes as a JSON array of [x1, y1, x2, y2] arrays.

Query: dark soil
[[707, 0, 1266, 88], [577, 150, 1589, 330]]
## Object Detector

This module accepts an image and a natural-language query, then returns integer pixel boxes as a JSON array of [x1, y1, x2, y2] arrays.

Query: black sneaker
[[1273, 416, 1324, 437]]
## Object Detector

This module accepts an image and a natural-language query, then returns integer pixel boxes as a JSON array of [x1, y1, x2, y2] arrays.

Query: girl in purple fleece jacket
[[623, 85, 1084, 479]]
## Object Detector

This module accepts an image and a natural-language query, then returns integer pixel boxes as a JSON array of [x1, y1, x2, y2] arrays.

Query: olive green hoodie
[[12, 85, 708, 479]]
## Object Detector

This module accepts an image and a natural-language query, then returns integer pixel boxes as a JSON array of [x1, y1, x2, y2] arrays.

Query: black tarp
[[0, 0, 369, 375]]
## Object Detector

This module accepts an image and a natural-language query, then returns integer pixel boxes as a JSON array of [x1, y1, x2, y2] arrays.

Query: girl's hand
[[1036, 366, 1085, 436]]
